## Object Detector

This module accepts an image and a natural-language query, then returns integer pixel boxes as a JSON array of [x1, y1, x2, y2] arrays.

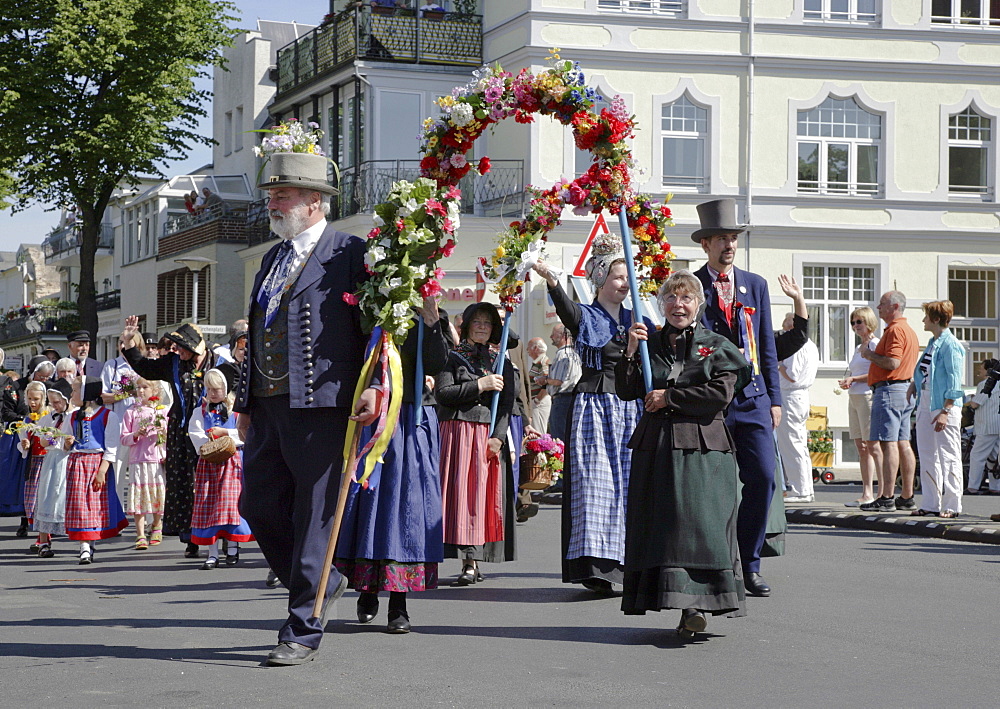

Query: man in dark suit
[[234, 152, 379, 666], [65, 331, 104, 378], [692, 199, 782, 597]]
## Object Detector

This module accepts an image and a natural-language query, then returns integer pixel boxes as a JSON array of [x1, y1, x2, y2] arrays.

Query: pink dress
[[119, 404, 168, 516]]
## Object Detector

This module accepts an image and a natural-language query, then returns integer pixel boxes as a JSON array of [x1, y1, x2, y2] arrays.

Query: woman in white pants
[[908, 300, 966, 518], [966, 359, 1000, 495]]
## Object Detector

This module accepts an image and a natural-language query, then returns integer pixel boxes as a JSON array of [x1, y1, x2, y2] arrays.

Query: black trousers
[[241, 396, 348, 649]]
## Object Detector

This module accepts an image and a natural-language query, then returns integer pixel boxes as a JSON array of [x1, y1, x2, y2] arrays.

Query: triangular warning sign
[[573, 213, 610, 277]]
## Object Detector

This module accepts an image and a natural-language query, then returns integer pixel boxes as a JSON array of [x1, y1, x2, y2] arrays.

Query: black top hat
[[46, 378, 73, 403], [691, 198, 747, 242], [460, 302, 502, 345], [66, 330, 91, 343], [229, 330, 248, 351], [164, 323, 207, 356], [142, 332, 159, 345]]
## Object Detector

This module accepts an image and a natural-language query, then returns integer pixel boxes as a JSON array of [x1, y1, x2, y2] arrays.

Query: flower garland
[[419, 50, 675, 306]]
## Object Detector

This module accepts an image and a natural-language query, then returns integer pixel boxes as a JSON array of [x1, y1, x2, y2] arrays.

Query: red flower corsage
[[697, 346, 716, 359]]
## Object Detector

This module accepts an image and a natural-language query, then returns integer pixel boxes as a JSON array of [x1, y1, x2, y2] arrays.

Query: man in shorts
[[860, 290, 920, 512]]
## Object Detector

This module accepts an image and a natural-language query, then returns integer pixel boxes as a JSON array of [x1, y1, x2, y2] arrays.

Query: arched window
[[796, 96, 882, 196], [948, 106, 993, 196], [661, 94, 708, 191]]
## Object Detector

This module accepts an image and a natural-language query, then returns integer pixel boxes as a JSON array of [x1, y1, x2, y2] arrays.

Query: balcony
[[42, 223, 114, 263], [159, 202, 251, 258], [95, 289, 121, 312], [275, 7, 482, 96], [335, 159, 525, 220], [0, 305, 79, 344]]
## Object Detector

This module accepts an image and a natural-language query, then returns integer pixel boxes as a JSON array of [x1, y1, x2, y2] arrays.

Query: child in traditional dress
[[65, 376, 128, 564], [119, 377, 169, 550], [188, 369, 253, 570], [33, 380, 75, 558], [17, 381, 49, 551]]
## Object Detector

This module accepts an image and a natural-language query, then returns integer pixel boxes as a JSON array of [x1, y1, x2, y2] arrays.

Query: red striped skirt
[[439, 419, 503, 546], [65, 451, 126, 537], [24, 454, 45, 522], [191, 455, 243, 529]]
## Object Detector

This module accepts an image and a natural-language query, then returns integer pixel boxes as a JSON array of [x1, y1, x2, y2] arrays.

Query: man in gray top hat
[[234, 149, 380, 666]]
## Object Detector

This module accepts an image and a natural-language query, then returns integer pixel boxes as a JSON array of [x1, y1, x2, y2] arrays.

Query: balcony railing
[[42, 223, 114, 260], [0, 306, 79, 343], [246, 199, 274, 248], [95, 289, 121, 312], [275, 7, 482, 96], [335, 159, 525, 220], [163, 202, 249, 237]]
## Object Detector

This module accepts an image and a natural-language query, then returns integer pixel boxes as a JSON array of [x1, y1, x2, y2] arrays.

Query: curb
[[785, 505, 1000, 545]]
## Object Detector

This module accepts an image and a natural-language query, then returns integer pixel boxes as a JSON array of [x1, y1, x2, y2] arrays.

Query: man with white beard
[[234, 152, 380, 666]]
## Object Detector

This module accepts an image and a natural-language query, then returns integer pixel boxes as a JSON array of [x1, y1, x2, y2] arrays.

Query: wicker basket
[[519, 452, 553, 490], [199, 436, 237, 464]]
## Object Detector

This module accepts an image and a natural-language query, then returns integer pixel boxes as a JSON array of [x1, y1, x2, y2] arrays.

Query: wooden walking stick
[[311, 341, 381, 620]]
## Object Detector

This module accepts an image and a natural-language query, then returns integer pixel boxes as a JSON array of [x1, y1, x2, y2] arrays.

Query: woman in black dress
[[122, 317, 212, 557], [615, 270, 751, 638]]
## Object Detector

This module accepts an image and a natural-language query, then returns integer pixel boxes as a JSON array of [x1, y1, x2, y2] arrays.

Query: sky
[[0, 0, 331, 254]]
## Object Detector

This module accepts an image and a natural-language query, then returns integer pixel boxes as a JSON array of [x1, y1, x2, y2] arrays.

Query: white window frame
[[801, 264, 880, 365], [795, 96, 883, 197], [948, 105, 993, 197], [596, 0, 685, 17], [938, 255, 1000, 383], [660, 93, 708, 192], [650, 79, 722, 196], [803, 0, 880, 23], [931, 0, 1000, 28]]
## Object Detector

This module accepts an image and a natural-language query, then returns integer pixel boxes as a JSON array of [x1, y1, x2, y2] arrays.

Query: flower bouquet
[[520, 434, 565, 489], [251, 118, 333, 184], [137, 397, 169, 446], [110, 372, 138, 402]]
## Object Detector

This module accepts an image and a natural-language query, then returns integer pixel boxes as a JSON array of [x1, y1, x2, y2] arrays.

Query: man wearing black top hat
[[693, 198, 782, 598], [65, 331, 104, 378], [234, 151, 380, 666]]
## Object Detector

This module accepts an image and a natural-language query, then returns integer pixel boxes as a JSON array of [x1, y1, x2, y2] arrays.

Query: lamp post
[[173, 256, 217, 324]]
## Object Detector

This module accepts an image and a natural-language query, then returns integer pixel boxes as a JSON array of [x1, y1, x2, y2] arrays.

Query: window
[[803, 265, 877, 362], [804, 0, 878, 22], [949, 268, 997, 318], [157, 266, 211, 328], [948, 106, 992, 195], [234, 106, 244, 152], [661, 95, 707, 191], [931, 0, 1000, 27], [797, 96, 882, 196], [224, 111, 233, 155], [336, 92, 365, 169], [597, 0, 684, 14]]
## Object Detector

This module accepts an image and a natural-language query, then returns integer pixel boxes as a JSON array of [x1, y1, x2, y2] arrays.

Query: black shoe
[[581, 578, 622, 597], [184, 542, 200, 558], [677, 608, 707, 638], [201, 557, 218, 570], [859, 496, 896, 512], [894, 495, 916, 510], [386, 610, 411, 634], [38, 544, 54, 558], [78, 548, 93, 565], [516, 502, 539, 523], [451, 565, 477, 586], [357, 592, 379, 624], [265, 569, 281, 588], [744, 572, 771, 597], [265, 642, 318, 666], [225, 552, 239, 567], [15, 520, 28, 538]]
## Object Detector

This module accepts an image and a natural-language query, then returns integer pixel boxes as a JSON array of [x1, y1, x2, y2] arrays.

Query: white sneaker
[[784, 494, 815, 503], [845, 498, 874, 508]]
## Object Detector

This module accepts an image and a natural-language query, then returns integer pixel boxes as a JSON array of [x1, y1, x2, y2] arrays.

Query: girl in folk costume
[[532, 234, 653, 596], [187, 369, 253, 570], [32, 380, 75, 558], [119, 378, 170, 550], [17, 381, 49, 551], [65, 377, 128, 564]]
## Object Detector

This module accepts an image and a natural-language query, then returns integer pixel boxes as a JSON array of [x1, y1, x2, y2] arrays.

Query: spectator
[[859, 291, 920, 512], [54, 358, 77, 383], [838, 306, 884, 506], [184, 193, 197, 215], [544, 324, 581, 446], [774, 275, 809, 362], [202, 187, 224, 214], [526, 337, 551, 433], [967, 359, 1000, 495], [21, 357, 55, 391], [142, 333, 161, 360], [776, 307, 819, 503], [215, 319, 249, 365], [908, 300, 965, 518], [194, 188, 207, 212], [419, 0, 445, 15], [41, 348, 60, 364], [65, 331, 103, 378]]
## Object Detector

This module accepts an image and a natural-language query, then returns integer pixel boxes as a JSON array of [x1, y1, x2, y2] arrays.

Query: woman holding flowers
[[17, 381, 49, 544], [533, 234, 652, 596], [119, 377, 170, 550], [436, 302, 517, 586], [335, 298, 451, 633], [616, 270, 751, 638]]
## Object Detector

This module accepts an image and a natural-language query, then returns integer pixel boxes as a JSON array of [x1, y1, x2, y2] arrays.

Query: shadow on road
[[0, 641, 266, 666]]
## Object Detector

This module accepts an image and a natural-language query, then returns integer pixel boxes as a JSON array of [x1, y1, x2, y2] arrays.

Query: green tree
[[0, 0, 236, 336]]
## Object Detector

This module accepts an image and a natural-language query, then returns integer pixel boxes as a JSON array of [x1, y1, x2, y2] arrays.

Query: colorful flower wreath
[[419, 50, 675, 306]]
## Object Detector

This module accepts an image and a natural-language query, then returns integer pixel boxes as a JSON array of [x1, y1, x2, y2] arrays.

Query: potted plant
[[808, 429, 834, 469]]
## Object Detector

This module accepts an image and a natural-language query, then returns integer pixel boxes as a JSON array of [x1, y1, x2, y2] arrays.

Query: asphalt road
[[2, 506, 998, 708]]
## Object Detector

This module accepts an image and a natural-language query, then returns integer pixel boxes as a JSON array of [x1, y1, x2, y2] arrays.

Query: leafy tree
[[0, 0, 236, 335]]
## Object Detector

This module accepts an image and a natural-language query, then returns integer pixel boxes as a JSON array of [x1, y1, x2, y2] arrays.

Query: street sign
[[197, 325, 228, 335], [572, 213, 610, 277]]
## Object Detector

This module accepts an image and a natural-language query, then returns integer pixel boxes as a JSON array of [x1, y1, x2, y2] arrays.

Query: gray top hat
[[691, 198, 747, 242], [257, 152, 339, 195]]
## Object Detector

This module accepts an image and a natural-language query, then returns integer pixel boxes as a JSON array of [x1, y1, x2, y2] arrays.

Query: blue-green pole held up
[[488, 315, 512, 434], [616, 208, 653, 393], [414, 317, 425, 426]]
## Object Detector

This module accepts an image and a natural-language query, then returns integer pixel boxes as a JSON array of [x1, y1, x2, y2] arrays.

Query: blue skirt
[[0, 430, 26, 516], [336, 403, 443, 564]]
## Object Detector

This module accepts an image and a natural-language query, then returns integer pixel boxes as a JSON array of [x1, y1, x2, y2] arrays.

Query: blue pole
[[615, 208, 653, 393], [414, 317, 425, 426], [488, 315, 511, 434]]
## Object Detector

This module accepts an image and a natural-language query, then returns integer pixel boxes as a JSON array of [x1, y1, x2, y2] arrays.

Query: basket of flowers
[[520, 434, 565, 490], [808, 429, 834, 469]]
